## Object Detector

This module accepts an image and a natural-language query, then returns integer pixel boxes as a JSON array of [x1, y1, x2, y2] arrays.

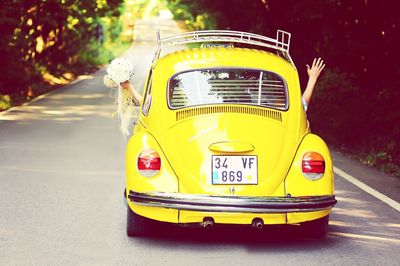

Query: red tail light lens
[[302, 152, 325, 180], [137, 149, 161, 177]]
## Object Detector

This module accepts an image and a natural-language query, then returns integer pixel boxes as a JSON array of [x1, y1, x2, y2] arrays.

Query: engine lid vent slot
[[176, 106, 282, 122]]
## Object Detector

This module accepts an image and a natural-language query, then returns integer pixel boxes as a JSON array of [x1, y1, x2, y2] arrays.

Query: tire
[[123, 189, 128, 208], [301, 215, 329, 238], [126, 206, 148, 237]]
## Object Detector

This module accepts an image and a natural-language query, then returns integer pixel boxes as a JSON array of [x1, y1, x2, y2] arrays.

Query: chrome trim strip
[[128, 191, 337, 213]]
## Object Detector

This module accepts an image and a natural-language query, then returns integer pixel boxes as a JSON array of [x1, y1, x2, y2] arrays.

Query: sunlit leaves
[[35, 36, 44, 53], [0, 0, 124, 98], [67, 16, 80, 30], [96, 0, 108, 10]]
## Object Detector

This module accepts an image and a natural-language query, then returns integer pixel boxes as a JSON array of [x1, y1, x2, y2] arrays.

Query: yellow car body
[[125, 30, 336, 237]]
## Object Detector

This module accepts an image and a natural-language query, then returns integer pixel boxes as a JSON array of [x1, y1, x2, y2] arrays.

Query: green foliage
[[0, 95, 12, 111], [362, 150, 400, 177], [166, 0, 217, 30], [308, 68, 362, 147], [0, 0, 125, 101], [78, 14, 130, 66], [166, 0, 268, 32], [79, 38, 131, 66]]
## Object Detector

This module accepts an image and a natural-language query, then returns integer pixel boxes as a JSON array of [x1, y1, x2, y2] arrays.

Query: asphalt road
[[1, 16, 399, 266]]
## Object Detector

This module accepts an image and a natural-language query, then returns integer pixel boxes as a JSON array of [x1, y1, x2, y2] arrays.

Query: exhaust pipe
[[252, 218, 264, 230], [202, 217, 214, 229]]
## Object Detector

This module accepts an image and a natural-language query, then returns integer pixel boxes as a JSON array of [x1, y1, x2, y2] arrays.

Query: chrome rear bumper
[[128, 191, 337, 213]]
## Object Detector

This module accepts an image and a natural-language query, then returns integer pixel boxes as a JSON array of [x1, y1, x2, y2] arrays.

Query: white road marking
[[329, 232, 400, 244], [334, 166, 400, 212]]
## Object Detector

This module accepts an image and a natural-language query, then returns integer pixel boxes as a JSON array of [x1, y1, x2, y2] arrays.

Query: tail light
[[302, 152, 325, 180], [137, 149, 161, 177]]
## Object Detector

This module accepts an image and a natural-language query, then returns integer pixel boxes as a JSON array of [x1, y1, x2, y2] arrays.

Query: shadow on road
[[123, 180, 400, 251], [128, 221, 338, 250]]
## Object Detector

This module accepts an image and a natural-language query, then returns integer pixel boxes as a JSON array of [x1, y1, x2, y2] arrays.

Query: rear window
[[168, 69, 287, 110]]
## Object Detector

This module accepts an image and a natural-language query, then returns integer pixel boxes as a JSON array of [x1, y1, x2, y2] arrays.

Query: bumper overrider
[[128, 191, 337, 213]]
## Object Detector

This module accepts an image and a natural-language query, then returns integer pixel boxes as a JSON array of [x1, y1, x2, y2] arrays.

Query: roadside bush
[[0, 95, 12, 111], [307, 68, 362, 148]]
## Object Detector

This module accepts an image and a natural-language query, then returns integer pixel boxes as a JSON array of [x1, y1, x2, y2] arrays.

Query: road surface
[[1, 15, 399, 266]]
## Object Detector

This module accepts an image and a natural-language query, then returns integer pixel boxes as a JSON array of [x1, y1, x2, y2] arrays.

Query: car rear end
[[126, 31, 336, 237], [126, 47, 335, 234]]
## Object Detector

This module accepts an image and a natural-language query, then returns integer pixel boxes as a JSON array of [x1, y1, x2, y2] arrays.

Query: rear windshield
[[168, 69, 287, 110]]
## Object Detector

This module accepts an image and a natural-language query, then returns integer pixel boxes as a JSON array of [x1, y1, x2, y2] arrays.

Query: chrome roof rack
[[154, 30, 295, 67]]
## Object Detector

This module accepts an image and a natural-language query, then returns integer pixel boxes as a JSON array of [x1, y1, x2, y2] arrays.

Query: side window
[[142, 70, 153, 116]]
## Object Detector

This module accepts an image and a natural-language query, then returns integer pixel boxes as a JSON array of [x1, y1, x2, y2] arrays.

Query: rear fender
[[285, 133, 334, 197], [285, 133, 334, 223], [126, 131, 179, 222]]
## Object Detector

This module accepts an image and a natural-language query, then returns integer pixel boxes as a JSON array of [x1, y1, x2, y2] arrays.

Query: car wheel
[[126, 206, 148, 237], [301, 215, 329, 238], [123, 189, 128, 208]]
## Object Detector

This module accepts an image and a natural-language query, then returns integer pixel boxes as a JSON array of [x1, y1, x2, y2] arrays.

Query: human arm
[[120, 80, 143, 105], [302, 58, 325, 106]]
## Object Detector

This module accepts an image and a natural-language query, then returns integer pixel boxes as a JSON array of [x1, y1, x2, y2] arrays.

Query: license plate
[[211, 155, 258, 185]]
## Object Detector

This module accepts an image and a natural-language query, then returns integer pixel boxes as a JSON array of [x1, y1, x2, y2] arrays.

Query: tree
[[0, 0, 123, 99]]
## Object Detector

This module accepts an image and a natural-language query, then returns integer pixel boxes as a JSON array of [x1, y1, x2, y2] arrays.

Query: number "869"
[[221, 171, 243, 182]]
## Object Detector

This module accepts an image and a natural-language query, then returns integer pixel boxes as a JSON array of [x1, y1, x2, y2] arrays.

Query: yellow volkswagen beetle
[[125, 30, 336, 238]]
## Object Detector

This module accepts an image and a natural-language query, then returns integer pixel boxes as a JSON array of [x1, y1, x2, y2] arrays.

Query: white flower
[[106, 58, 134, 84]]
